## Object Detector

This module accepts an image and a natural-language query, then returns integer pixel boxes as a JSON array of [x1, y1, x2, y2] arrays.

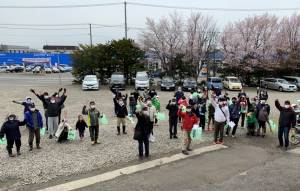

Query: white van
[[135, 71, 149, 90]]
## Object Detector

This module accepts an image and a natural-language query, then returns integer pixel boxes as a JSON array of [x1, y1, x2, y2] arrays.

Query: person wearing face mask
[[25, 104, 43, 151], [174, 87, 184, 104], [178, 105, 198, 155], [12, 96, 34, 114], [45, 88, 67, 139], [115, 98, 128, 135], [0, 114, 26, 157], [226, 97, 241, 137], [82, 101, 102, 144], [30, 89, 50, 131], [52, 88, 64, 122], [166, 98, 179, 139], [148, 89, 157, 99], [275, 99, 296, 151], [211, 97, 230, 144]]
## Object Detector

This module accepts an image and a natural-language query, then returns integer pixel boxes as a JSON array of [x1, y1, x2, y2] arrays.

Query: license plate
[[188, 88, 191, 90], [166, 87, 169, 90]]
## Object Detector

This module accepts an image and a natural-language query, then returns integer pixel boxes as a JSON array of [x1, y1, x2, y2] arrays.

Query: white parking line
[[38, 144, 228, 191]]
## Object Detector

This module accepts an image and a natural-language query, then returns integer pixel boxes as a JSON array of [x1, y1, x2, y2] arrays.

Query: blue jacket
[[25, 110, 43, 129]]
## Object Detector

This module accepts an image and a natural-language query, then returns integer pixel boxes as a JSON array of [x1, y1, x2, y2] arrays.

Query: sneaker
[[225, 134, 228, 137], [182, 150, 189, 155], [187, 148, 193, 151], [262, 135, 265, 138], [91, 141, 95, 145], [94, 141, 100, 144], [49, 135, 53, 139], [173, 135, 178, 139], [29, 147, 33, 151], [117, 132, 121, 136], [170, 135, 173, 139], [276, 145, 283, 148], [218, 141, 224, 145], [36, 146, 41, 149], [9, 153, 16, 157], [231, 135, 235, 138], [17, 152, 21, 156], [284, 147, 288, 151], [213, 141, 218, 144], [123, 131, 127, 135]]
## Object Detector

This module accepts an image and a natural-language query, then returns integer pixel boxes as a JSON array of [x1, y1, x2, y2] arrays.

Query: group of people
[[0, 85, 298, 158]]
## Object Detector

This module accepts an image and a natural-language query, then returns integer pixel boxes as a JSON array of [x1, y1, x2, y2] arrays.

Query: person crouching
[[178, 105, 198, 155], [25, 104, 43, 151], [0, 114, 26, 157]]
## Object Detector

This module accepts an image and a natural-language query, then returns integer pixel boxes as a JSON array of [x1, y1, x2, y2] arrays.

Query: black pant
[[199, 115, 206, 130], [226, 118, 239, 136], [241, 113, 246, 127], [247, 123, 256, 136], [149, 121, 154, 135], [214, 121, 225, 142], [28, 128, 40, 147], [79, 129, 85, 138], [7, 139, 21, 154], [169, 117, 178, 136], [89, 125, 99, 142], [44, 109, 48, 131], [138, 136, 149, 157], [278, 126, 290, 147]]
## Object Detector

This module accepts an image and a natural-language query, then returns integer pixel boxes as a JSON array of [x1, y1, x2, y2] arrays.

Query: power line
[[0, 2, 123, 9], [0, 26, 88, 30], [128, 2, 300, 12]]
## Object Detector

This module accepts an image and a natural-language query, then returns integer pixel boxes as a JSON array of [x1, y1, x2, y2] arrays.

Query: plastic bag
[[149, 134, 155, 142], [0, 138, 7, 145], [156, 112, 166, 121], [191, 125, 202, 140], [67, 129, 76, 141], [126, 115, 135, 124], [100, 114, 108, 125], [269, 120, 277, 130], [40, 127, 46, 136], [181, 106, 187, 113]]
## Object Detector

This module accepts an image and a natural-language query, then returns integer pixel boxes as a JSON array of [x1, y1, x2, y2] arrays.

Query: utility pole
[[89, 23, 93, 46], [124, 1, 128, 39]]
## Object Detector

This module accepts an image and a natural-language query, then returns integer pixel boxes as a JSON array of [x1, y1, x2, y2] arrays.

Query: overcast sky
[[0, 0, 299, 49]]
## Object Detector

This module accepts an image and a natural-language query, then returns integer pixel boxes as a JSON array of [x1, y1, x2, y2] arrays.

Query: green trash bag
[[67, 129, 76, 141], [126, 115, 135, 124], [40, 127, 46, 136], [157, 112, 166, 121], [269, 120, 277, 130], [0, 138, 7, 145], [100, 114, 108, 125], [191, 126, 202, 140]]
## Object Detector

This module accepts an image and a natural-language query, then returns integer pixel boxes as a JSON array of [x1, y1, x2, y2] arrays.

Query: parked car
[[282, 76, 300, 90], [261, 78, 297, 92], [52, 67, 60, 73], [82, 75, 99, 91], [110, 72, 125, 90], [223, 76, 243, 90], [160, 76, 176, 91], [25, 65, 34, 72], [57, 65, 67, 73], [6, 65, 24, 73], [135, 71, 149, 90], [44, 67, 52, 74], [206, 77, 223, 90], [32, 66, 42, 74], [182, 78, 197, 92], [59, 64, 72, 72], [0, 66, 8, 73]]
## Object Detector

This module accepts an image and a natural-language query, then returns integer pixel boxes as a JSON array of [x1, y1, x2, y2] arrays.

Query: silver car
[[261, 78, 297, 92]]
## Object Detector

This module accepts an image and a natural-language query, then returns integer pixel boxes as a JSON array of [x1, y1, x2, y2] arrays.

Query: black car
[[110, 72, 126, 90], [160, 77, 176, 91], [182, 78, 197, 92]]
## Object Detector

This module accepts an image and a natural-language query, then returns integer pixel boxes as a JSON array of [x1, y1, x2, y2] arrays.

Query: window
[[229, 78, 241, 83], [212, 78, 222, 83]]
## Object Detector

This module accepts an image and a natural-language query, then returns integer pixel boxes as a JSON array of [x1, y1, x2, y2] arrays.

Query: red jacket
[[178, 98, 188, 107], [178, 110, 198, 131]]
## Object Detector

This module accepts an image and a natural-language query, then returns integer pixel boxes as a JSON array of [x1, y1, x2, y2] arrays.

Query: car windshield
[[185, 79, 196, 84], [278, 79, 289, 84], [229, 78, 240, 83], [212, 78, 222, 83], [136, 75, 148, 81], [84, 76, 97, 81], [111, 75, 124, 81]]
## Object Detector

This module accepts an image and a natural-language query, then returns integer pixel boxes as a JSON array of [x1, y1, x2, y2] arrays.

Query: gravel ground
[[0, 73, 298, 188]]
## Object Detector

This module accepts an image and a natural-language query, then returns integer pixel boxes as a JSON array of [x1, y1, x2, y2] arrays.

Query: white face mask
[[8, 117, 14, 121], [284, 105, 290, 109], [27, 99, 32, 103], [90, 105, 95, 109], [30, 108, 36, 112], [44, 96, 49, 99], [50, 100, 55, 103], [147, 101, 151, 105], [119, 101, 124, 106], [171, 101, 176, 105], [186, 109, 191, 113]]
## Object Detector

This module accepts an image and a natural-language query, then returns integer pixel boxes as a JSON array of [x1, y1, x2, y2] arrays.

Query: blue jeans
[[278, 126, 290, 147]]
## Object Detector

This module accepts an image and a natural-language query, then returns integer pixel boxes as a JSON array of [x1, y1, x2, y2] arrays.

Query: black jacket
[[45, 95, 67, 117], [0, 120, 26, 140], [134, 112, 151, 140], [76, 121, 88, 131], [166, 103, 179, 118], [275, 100, 296, 128], [115, 104, 128, 118], [36, 95, 50, 109]]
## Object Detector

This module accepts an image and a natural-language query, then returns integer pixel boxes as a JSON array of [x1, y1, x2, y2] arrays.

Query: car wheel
[[279, 87, 283, 92]]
